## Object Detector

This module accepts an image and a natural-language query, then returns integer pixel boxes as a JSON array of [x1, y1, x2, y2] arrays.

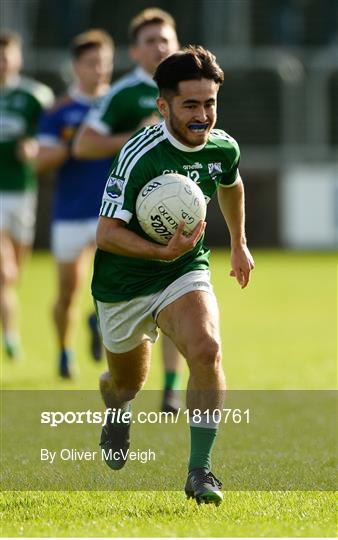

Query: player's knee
[[111, 375, 144, 401], [100, 372, 141, 402], [188, 335, 221, 369], [57, 285, 77, 309], [0, 259, 19, 285], [115, 386, 141, 402], [99, 371, 112, 391]]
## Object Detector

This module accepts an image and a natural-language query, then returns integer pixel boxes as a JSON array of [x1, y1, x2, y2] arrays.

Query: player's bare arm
[[96, 216, 205, 261], [217, 178, 255, 288], [73, 125, 133, 159], [35, 143, 69, 173]]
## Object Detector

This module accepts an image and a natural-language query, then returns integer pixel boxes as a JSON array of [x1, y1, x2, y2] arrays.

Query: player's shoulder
[[122, 122, 166, 156], [113, 123, 166, 178], [209, 129, 240, 157], [209, 128, 239, 148], [105, 70, 141, 101], [18, 76, 54, 108]]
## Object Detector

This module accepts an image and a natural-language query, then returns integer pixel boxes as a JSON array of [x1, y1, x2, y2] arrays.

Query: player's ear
[[156, 96, 169, 118]]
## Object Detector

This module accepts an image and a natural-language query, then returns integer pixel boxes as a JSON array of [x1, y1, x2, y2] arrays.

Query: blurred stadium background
[[2, 0, 337, 250]]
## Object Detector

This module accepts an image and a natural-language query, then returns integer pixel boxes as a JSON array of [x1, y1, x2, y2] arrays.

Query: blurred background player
[[0, 30, 54, 360], [74, 8, 182, 411], [36, 29, 114, 378]]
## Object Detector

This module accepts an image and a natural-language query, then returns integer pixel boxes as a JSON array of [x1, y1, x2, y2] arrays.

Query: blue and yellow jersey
[[38, 88, 112, 221]]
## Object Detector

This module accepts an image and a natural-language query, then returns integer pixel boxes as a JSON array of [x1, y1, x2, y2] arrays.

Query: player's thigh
[[12, 239, 31, 269], [56, 251, 88, 301], [105, 340, 151, 389], [0, 191, 35, 276], [96, 295, 159, 355], [157, 290, 221, 360], [0, 230, 19, 283]]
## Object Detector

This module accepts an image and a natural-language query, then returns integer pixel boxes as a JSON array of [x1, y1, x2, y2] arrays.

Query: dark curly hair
[[154, 45, 224, 98]]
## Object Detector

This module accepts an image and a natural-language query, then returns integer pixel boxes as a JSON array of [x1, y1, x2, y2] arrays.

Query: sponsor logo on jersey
[[106, 177, 124, 199], [183, 162, 203, 170], [208, 162, 222, 176], [138, 96, 157, 108], [0, 112, 26, 141]]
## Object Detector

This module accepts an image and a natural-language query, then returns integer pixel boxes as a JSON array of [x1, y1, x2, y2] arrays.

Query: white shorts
[[51, 219, 98, 262], [0, 191, 37, 245], [95, 270, 214, 354]]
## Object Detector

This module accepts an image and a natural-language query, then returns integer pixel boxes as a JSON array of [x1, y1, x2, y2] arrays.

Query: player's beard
[[168, 107, 215, 148]]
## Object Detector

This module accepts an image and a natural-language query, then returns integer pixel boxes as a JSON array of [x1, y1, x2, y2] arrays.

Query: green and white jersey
[[0, 75, 54, 192], [86, 67, 158, 135], [92, 121, 240, 302]]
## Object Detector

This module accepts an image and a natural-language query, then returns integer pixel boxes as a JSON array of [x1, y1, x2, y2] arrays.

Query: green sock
[[188, 426, 217, 471], [164, 371, 181, 391], [4, 333, 22, 359]]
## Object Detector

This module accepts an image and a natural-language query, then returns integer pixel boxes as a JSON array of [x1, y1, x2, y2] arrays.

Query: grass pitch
[[1, 249, 336, 537]]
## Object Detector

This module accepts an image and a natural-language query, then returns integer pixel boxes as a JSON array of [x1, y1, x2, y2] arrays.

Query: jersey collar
[[162, 121, 206, 152], [68, 86, 106, 105], [0, 75, 21, 91], [134, 67, 157, 88]]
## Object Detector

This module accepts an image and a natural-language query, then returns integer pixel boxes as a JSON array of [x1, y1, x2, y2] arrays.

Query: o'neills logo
[[183, 162, 203, 170]]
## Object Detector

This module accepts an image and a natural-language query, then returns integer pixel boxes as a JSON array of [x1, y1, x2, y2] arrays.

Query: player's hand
[[230, 244, 255, 288], [16, 138, 39, 162], [162, 220, 206, 261]]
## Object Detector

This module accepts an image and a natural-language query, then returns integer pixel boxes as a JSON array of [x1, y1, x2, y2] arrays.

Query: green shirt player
[[93, 123, 241, 301], [93, 46, 254, 505], [0, 30, 54, 359], [74, 8, 182, 414]]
